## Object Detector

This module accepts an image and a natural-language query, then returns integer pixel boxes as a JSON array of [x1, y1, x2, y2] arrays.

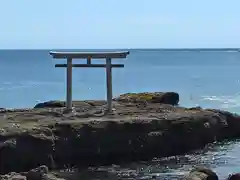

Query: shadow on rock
[[227, 173, 240, 180], [0, 128, 55, 174]]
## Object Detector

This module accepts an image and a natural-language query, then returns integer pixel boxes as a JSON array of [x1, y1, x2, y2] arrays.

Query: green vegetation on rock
[[114, 92, 179, 105]]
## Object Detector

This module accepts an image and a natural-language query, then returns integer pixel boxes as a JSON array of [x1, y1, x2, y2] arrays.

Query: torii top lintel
[[49, 51, 130, 59]]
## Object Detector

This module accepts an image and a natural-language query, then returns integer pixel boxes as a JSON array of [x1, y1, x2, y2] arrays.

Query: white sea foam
[[201, 94, 240, 109]]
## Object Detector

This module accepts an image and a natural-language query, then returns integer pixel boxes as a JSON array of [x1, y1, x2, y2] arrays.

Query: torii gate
[[49, 51, 130, 112]]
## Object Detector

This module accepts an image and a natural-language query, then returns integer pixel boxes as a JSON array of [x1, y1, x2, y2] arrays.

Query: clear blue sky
[[0, 0, 240, 49]]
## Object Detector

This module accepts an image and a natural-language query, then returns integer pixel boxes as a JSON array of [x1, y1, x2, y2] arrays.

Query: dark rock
[[24, 165, 49, 180], [0, 139, 18, 175], [0, 172, 27, 180], [0, 166, 65, 180], [34, 101, 65, 108], [51, 109, 230, 166], [34, 100, 94, 112], [206, 109, 240, 138], [151, 92, 179, 105], [113, 92, 179, 105], [189, 106, 202, 110], [1, 92, 240, 174], [184, 167, 218, 180], [228, 173, 240, 180], [0, 128, 55, 174]]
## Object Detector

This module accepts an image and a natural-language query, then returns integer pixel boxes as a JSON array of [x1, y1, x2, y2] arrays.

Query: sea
[[1, 49, 240, 179]]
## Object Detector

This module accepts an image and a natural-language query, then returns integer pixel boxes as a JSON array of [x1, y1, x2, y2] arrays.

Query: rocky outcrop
[[0, 166, 65, 180], [0, 128, 54, 174], [1, 92, 240, 174], [184, 167, 240, 180], [184, 167, 218, 180], [34, 101, 65, 108], [2, 166, 236, 180], [113, 92, 179, 105], [228, 173, 240, 180], [34, 92, 180, 109]]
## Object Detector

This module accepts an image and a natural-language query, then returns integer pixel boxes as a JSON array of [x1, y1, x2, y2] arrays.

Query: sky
[[0, 0, 240, 49]]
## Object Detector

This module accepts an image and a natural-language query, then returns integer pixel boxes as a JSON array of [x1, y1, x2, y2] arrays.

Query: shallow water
[[54, 140, 240, 180]]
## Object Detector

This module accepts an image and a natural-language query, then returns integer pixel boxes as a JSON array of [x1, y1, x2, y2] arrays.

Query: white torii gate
[[49, 51, 130, 112]]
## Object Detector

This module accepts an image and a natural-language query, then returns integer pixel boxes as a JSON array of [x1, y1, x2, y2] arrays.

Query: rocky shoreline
[[1, 166, 239, 180], [1, 92, 240, 177]]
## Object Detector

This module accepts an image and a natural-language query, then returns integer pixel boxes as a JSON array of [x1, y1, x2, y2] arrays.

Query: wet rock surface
[[184, 167, 219, 180], [0, 166, 65, 180], [184, 167, 240, 180], [1, 92, 240, 175]]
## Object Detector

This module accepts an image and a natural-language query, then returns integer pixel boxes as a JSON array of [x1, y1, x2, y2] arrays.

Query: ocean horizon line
[[0, 48, 240, 52]]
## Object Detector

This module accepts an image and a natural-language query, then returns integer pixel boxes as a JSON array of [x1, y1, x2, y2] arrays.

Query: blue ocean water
[[1, 49, 240, 111], [1, 49, 240, 179]]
